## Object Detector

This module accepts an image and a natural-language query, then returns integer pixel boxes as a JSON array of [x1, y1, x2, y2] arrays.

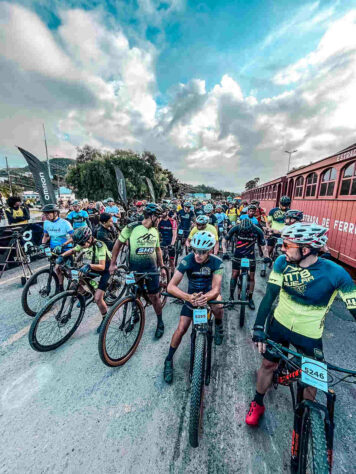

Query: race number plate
[[193, 308, 208, 325], [45, 247, 52, 257], [301, 357, 328, 392], [277, 238, 283, 245], [240, 258, 250, 268], [178, 229, 184, 235], [71, 270, 79, 280], [126, 273, 135, 285]]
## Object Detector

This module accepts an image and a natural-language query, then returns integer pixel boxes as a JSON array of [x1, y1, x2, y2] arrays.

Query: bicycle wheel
[[159, 266, 169, 308], [239, 273, 247, 328], [22, 268, 59, 317], [189, 332, 206, 448], [28, 290, 85, 352], [297, 407, 329, 474], [98, 296, 145, 367], [104, 265, 127, 306]]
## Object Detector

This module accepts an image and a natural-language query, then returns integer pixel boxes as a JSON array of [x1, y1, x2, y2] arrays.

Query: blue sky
[[0, 0, 355, 190]]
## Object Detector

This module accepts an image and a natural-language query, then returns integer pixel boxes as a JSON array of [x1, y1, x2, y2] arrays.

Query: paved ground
[[0, 258, 355, 473]]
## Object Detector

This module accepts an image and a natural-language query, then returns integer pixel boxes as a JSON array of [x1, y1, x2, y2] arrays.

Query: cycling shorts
[[161, 243, 176, 259], [90, 263, 111, 291], [144, 273, 160, 294], [232, 256, 256, 272], [263, 318, 323, 363]]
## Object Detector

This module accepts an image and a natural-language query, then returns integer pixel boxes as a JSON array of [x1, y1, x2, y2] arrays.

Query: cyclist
[[224, 218, 269, 309], [186, 215, 219, 255], [204, 203, 218, 229], [41, 203, 74, 292], [59, 227, 112, 333], [163, 231, 224, 384], [284, 209, 303, 226], [5, 196, 30, 225], [177, 201, 195, 243], [226, 201, 238, 225], [67, 201, 91, 229], [239, 204, 259, 226], [104, 198, 120, 227], [194, 201, 205, 218], [135, 201, 145, 220], [95, 213, 117, 251], [158, 204, 177, 274], [246, 223, 356, 426], [266, 195, 291, 257], [87, 201, 99, 216], [250, 200, 267, 227], [109, 203, 166, 339]]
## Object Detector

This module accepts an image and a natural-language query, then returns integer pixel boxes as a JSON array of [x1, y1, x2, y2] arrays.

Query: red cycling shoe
[[245, 401, 265, 426]]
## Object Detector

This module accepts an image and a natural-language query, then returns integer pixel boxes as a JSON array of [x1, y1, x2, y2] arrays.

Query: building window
[[320, 168, 336, 196], [272, 184, 277, 199], [294, 176, 304, 197], [340, 162, 356, 195], [305, 172, 318, 197]]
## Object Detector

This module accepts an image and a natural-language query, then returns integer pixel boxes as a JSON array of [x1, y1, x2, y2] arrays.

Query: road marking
[[1, 324, 31, 349], [0, 264, 47, 286]]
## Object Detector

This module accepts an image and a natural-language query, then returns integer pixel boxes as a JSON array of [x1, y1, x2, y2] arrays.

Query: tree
[[76, 145, 103, 164], [245, 177, 260, 190]]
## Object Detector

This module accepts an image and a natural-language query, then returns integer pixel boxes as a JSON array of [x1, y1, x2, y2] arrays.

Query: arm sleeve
[[97, 229, 114, 251], [225, 225, 238, 241], [254, 283, 281, 328], [177, 257, 188, 274], [267, 256, 285, 287], [337, 269, 356, 313], [118, 226, 131, 243]]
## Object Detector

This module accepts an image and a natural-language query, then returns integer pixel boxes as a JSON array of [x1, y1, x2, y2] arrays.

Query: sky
[[0, 0, 355, 191]]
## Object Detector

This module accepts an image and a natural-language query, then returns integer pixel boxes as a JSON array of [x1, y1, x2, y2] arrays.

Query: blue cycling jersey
[[239, 214, 259, 226], [67, 210, 89, 229], [43, 218, 73, 249]]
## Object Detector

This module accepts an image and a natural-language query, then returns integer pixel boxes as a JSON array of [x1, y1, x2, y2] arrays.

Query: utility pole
[[285, 149, 297, 173], [5, 156, 13, 196], [42, 123, 52, 178]]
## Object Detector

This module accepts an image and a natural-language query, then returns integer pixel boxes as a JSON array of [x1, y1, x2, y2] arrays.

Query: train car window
[[295, 176, 304, 197], [340, 162, 356, 195], [305, 172, 318, 197], [320, 168, 337, 196], [272, 184, 277, 199]]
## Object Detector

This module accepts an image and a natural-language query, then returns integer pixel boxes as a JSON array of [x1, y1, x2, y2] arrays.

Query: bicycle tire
[[159, 266, 169, 308], [104, 264, 128, 306], [239, 273, 247, 328], [189, 332, 206, 448], [297, 407, 329, 474], [28, 290, 85, 352], [22, 268, 59, 317], [98, 296, 145, 367]]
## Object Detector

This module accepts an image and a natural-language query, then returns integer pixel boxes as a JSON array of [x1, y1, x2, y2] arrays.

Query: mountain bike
[[164, 293, 247, 448], [174, 229, 187, 265], [266, 338, 356, 473], [230, 256, 251, 327], [28, 264, 127, 352], [98, 266, 169, 367]]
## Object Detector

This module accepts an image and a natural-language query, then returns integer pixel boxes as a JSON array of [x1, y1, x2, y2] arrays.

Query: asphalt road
[[0, 257, 355, 474]]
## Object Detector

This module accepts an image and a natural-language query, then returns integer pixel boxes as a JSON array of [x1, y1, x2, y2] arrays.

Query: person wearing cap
[[104, 198, 120, 226], [163, 230, 224, 384], [110, 203, 166, 339], [95, 213, 117, 251], [87, 201, 99, 216], [246, 223, 356, 429], [67, 201, 91, 229], [41, 204, 74, 292], [239, 204, 259, 226], [135, 201, 145, 220]]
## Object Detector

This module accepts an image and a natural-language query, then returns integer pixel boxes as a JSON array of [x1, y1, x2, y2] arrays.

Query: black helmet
[[280, 195, 291, 207], [42, 204, 59, 213], [144, 203, 163, 217], [285, 209, 303, 222], [72, 227, 92, 245], [248, 204, 257, 211], [161, 204, 169, 211], [240, 218, 253, 234], [251, 200, 260, 206]]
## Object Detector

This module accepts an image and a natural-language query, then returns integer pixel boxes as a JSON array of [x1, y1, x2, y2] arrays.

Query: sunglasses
[[192, 249, 209, 256], [281, 241, 301, 250]]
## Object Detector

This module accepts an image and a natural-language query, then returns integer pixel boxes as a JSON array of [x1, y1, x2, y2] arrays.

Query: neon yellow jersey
[[119, 223, 160, 270], [226, 208, 238, 223], [188, 224, 218, 242], [74, 241, 111, 264], [269, 256, 356, 339]]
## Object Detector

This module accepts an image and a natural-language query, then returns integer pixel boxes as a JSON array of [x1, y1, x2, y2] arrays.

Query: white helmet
[[204, 203, 214, 213], [196, 215, 209, 225], [281, 223, 328, 249], [191, 231, 216, 251]]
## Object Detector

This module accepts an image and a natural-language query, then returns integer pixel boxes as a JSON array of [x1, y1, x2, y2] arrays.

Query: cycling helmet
[[42, 204, 59, 213], [72, 200, 80, 206], [251, 200, 260, 206], [216, 204, 223, 210], [161, 204, 169, 211], [248, 204, 257, 211], [196, 215, 209, 225], [285, 210, 303, 222], [281, 223, 328, 248], [204, 204, 214, 213], [183, 201, 191, 208], [144, 203, 163, 217], [136, 201, 143, 206], [280, 195, 291, 207], [169, 203, 177, 211], [72, 227, 92, 245], [239, 218, 253, 234], [191, 231, 216, 250], [107, 197, 114, 203]]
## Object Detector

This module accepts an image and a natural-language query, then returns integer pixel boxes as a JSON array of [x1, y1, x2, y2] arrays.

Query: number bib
[[71, 269, 79, 280], [240, 258, 250, 268], [45, 248, 52, 257], [178, 229, 184, 235], [126, 273, 135, 285], [193, 308, 208, 325], [277, 238, 283, 245], [301, 357, 328, 392]]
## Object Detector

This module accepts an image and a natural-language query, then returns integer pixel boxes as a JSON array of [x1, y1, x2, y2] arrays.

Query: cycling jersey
[[119, 223, 160, 271], [177, 209, 195, 231], [239, 214, 259, 226], [226, 208, 238, 223], [206, 213, 218, 226], [188, 224, 218, 242], [43, 218, 73, 249], [225, 223, 265, 258], [105, 205, 120, 223], [194, 208, 204, 217], [269, 256, 356, 339], [177, 253, 223, 294], [74, 240, 111, 264], [158, 217, 177, 246], [67, 210, 89, 229], [215, 212, 229, 228], [268, 207, 287, 232]]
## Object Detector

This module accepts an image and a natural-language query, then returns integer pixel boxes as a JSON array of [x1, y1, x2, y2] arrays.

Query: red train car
[[241, 143, 356, 269]]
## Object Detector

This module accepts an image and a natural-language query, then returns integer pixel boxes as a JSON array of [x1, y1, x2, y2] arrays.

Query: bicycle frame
[[189, 308, 214, 386]]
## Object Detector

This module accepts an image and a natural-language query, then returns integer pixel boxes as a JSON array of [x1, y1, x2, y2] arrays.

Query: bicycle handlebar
[[161, 292, 248, 306]]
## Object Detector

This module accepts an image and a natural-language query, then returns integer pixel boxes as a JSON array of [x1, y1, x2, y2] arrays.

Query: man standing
[[67, 201, 91, 229], [105, 198, 120, 227], [5, 196, 30, 225]]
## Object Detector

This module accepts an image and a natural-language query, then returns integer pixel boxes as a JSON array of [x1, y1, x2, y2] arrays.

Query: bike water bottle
[[89, 279, 99, 290]]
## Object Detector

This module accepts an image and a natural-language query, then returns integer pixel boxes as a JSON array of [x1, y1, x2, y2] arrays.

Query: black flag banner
[[145, 177, 156, 203], [17, 147, 56, 205], [114, 166, 128, 208]]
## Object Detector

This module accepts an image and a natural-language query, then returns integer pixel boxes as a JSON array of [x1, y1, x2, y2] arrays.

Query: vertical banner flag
[[145, 177, 156, 203], [168, 183, 173, 198], [17, 147, 56, 205], [114, 166, 128, 208]]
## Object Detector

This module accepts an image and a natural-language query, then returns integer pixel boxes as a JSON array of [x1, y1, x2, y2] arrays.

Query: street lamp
[[285, 149, 297, 173]]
